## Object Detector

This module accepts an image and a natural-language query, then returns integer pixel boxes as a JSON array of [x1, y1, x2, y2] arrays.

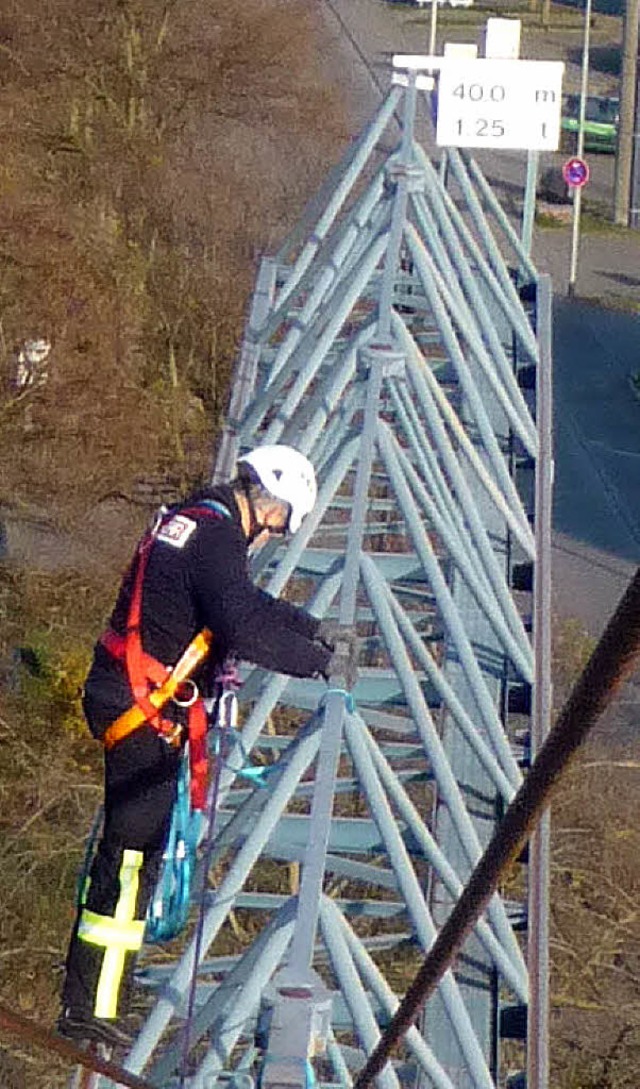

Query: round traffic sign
[[562, 156, 590, 188]]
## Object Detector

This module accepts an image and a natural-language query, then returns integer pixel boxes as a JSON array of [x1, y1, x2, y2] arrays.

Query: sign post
[[562, 156, 590, 188], [568, 0, 593, 295]]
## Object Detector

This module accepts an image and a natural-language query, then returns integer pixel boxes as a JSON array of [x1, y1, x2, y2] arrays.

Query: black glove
[[317, 619, 357, 651], [322, 627, 359, 689]]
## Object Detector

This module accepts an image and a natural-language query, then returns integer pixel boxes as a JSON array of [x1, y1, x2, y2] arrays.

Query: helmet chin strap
[[247, 524, 264, 545], [239, 478, 290, 542], [244, 486, 263, 544]]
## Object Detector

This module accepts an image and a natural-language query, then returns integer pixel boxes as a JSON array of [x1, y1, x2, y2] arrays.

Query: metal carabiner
[[173, 678, 199, 708], [218, 689, 239, 730]]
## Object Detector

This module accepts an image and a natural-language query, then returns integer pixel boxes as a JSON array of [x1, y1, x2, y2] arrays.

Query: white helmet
[[237, 445, 317, 533]]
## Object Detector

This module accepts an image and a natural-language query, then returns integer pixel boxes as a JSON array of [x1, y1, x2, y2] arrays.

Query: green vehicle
[[560, 93, 619, 154]]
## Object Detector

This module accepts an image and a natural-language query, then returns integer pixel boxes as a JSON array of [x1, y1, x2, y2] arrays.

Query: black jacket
[[83, 485, 330, 734]]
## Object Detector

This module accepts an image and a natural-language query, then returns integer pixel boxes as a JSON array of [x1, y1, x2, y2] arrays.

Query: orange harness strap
[[99, 506, 225, 811]]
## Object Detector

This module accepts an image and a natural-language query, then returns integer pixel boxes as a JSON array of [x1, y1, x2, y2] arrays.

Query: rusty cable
[[0, 999, 158, 1088], [354, 565, 640, 1089]]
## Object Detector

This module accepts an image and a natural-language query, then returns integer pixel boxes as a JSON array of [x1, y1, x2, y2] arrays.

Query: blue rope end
[[323, 688, 356, 713]]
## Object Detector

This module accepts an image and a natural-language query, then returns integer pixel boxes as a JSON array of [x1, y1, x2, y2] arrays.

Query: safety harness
[[99, 501, 231, 811]]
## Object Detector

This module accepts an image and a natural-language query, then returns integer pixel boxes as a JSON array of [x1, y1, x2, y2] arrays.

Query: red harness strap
[[100, 507, 224, 811]]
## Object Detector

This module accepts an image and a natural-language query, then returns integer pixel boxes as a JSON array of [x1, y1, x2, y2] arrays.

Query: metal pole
[[353, 566, 640, 1089], [613, 0, 640, 225], [344, 716, 496, 1089], [527, 274, 554, 1089], [321, 900, 456, 1089], [286, 694, 348, 972], [629, 56, 640, 227], [567, 186, 583, 297], [417, 0, 439, 55], [429, 0, 438, 55], [568, 0, 592, 296], [522, 150, 540, 257]]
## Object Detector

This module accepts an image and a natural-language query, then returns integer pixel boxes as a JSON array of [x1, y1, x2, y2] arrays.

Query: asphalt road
[[553, 299, 640, 563]]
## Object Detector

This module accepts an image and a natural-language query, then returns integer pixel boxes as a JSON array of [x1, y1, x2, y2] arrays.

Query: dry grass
[[550, 743, 640, 1088], [0, 0, 345, 1083], [0, 0, 346, 527]]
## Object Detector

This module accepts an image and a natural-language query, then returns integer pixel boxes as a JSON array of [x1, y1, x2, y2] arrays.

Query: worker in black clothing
[[58, 444, 338, 1050]]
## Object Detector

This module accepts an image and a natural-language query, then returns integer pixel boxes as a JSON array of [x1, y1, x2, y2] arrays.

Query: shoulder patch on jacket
[[156, 513, 197, 549]]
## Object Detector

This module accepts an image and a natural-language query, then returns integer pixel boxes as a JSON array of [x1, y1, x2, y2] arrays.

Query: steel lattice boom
[[108, 65, 552, 1089]]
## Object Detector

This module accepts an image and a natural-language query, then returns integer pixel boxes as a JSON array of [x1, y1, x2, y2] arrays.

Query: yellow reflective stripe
[[88, 848, 144, 1019], [79, 874, 91, 909], [78, 911, 145, 951]]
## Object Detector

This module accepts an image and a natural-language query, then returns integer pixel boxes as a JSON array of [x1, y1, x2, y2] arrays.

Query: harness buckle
[[159, 721, 184, 747]]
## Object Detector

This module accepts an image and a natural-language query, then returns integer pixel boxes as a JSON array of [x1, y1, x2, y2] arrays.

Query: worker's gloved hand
[[317, 619, 356, 651], [323, 628, 359, 690], [316, 618, 342, 650]]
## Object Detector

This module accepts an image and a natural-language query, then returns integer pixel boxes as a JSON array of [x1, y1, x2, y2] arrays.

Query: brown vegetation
[[551, 743, 640, 1088], [548, 617, 640, 1088], [0, 0, 344, 528], [0, 0, 344, 1083]]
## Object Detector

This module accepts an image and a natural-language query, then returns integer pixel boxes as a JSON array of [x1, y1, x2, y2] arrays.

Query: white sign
[[393, 54, 440, 70], [484, 18, 521, 59], [444, 42, 478, 60], [436, 58, 564, 150], [392, 71, 434, 90]]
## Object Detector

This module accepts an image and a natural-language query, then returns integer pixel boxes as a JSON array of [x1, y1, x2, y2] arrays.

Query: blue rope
[[178, 693, 234, 1089], [209, 725, 280, 787], [145, 750, 202, 943], [321, 687, 356, 713], [146, 725, 276, 942]]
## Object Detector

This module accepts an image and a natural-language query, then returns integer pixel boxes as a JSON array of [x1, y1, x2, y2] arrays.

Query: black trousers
[[61, 725, 182, 1021]]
